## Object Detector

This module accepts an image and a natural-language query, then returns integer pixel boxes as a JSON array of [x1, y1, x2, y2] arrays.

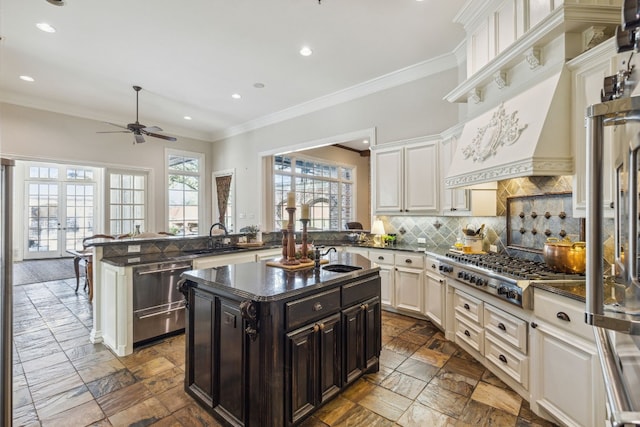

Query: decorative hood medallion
[[445, 69, 573, 188], [462, 104, 528, 162]]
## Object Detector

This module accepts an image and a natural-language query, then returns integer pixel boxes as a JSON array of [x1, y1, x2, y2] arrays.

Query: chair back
[[345, 222, 363, 230]]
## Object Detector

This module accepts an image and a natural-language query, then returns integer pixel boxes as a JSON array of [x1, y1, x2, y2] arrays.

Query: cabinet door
[[378, 264, 394, 308], [404, 141, 439, 213], [342, 297, 381, 385], [425, 273, 445, 329], [571, 41, 615, 218], [440, 138, 470, 215], [317, 314, 342, 403], [218, 299, 245, 424], [394, 267, 423, 315], [186, 287, 216, 408], [531, 324, 604, 427], [373, 147, 403, 213], [286, 324, 317, 424]]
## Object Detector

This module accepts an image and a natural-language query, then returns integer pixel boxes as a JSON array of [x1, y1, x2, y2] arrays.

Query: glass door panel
[[26, 182, 60, 258]]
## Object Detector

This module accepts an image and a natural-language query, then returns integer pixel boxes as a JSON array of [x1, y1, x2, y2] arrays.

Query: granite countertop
[[532, 281, 586, 302], [181, 252, 380, 302], [100, 244, 282, 267]]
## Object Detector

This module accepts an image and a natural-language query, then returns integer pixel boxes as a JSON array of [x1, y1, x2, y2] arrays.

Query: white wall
[[211, 68, 460, 230], [0, 103, 214, 236]]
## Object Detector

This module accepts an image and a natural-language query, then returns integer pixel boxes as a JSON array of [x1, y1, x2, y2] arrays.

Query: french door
[[24, 164, 97, 259]]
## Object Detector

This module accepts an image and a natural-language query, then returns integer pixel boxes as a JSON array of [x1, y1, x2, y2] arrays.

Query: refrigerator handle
[[593, 327, 640, 426], [0, 158, 14, 427]]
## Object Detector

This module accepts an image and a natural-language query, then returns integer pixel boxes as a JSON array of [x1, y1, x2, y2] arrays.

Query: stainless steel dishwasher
[[132, 261, 192, 344]]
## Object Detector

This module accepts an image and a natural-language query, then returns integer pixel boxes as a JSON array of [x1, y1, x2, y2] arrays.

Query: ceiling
[[0, 0, 466, 145]]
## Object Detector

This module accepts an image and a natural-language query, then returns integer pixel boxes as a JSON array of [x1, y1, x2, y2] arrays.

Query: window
[[273, 154, 354, 230], [168, 150, 203, 235], [107, 170, 147, 235]]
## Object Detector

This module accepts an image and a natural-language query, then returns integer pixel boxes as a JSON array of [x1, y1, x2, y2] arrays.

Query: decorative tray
[[266, 259, 328, 270]]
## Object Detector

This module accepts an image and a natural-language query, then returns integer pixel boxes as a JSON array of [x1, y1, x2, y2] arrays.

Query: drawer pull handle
[[432, 264, 436, 268], [318, 323, 325, 331], [464, 330, 471, 337], [439, 279, 445, 284], [405, 259, 412, 264], [531, 322, 538, 328], [378, 256, 384, 260], [463, 303, 470, 310], [498, 354, 508, 364], [313, 324, 320, 333], [556, 312, 571, 322], [498, 322, 506, 331], [313, 302, 323, 312], [360, 303, 369, 311]]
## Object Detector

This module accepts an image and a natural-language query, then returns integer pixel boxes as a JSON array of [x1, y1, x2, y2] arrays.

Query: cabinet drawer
[[286, 288, 341, 330], [534, 290, 594, 342], [369, 250, 393, 265], [454, 289, 483, 324], [455, 315, 484, 354], [484, 304, 528, 354], [342, 276, 381, 307], [395, 254, 424, 269], [485, 334, 529, 389]]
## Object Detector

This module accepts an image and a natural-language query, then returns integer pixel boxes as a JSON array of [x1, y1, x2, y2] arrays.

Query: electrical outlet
[[417, 237, 426, 244], [127, 245, 141, 253], [489, 244, 498, 253]]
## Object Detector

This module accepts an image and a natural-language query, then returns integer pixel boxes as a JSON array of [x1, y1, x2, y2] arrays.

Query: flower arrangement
[[244, 225, 261, 241]]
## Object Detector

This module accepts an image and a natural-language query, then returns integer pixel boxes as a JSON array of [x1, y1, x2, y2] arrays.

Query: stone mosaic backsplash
[[378, 176, 614, 262]]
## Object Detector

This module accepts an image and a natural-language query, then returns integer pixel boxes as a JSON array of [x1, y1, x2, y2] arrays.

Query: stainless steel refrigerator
[[0, 158, 14, 426]]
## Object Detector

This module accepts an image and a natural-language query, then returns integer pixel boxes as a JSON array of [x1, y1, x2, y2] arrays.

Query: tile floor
[[11, 276, 558, 426]]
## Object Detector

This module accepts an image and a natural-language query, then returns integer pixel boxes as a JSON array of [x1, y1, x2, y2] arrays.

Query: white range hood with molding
[[445, 68, 572, 189]]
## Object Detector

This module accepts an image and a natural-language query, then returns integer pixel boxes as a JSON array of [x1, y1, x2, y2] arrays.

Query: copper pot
[[543, 238, 586, 274]]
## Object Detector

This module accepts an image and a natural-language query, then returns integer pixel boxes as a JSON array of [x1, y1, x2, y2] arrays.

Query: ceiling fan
[[97, 85, 177, 144]]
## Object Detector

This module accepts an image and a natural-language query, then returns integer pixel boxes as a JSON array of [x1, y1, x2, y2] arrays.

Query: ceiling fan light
[[46, 0, 65, 6]]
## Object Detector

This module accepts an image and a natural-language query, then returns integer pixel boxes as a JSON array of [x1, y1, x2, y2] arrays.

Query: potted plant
[[245, 225, 261, 243]]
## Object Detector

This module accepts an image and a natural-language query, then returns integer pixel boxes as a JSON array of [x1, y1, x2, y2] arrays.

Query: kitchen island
[[179, 252, 381, 427]]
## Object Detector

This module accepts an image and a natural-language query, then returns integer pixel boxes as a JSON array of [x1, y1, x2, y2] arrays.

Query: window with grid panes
[[273, 154, 354, 230], [107, 170, 147, 236], [168, 151, 203, 235]]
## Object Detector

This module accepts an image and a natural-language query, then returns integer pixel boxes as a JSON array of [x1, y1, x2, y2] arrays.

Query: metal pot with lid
[[543, 237, 586, 274]]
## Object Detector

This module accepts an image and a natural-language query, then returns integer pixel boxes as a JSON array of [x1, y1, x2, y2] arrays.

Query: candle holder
[[282, 207, 300, 265], [281, 228, 288, 262], [299, 219, 311, 263]]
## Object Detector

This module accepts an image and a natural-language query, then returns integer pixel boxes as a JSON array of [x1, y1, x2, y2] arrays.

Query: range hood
[[445, 69, 572, 188]]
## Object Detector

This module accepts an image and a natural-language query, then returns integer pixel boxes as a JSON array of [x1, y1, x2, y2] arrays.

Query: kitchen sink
[[322, 264, 363, 273]]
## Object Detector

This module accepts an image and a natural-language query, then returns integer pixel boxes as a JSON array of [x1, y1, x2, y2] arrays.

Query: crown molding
[[214, 53, 459, 141]]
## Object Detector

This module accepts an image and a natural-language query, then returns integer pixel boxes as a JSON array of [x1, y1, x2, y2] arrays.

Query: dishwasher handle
[[136, 264, 192, 276]]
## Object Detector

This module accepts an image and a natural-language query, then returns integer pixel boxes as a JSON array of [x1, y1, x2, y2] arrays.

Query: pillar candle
[[301, 203, 309, 219], [287, 191, 295, 208]]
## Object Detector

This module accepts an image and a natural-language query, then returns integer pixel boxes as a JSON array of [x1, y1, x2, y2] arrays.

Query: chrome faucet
[[209, 222, 228, 236], [314, 246, 337, 269]]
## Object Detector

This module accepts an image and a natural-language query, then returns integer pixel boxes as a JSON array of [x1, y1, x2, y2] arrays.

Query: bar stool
[[69, 234, 114, 302]]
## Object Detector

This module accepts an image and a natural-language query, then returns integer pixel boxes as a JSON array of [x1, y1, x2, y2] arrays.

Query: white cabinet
[[424, 257, 446, 330], [568, 38, 616, 218], [372, 138, 439, 214], [530, 290, 605, 427], [453, 289, 484, 355], [369, 250, 395, 308], [192, 251, 258, 269], [254, 247, 283, 261], [394, 254, 424, 316], [440, 135, 470, 215]]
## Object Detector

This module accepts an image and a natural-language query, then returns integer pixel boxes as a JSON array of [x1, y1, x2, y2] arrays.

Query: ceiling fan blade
[[134, 133, 145, 144], [96, 131, 131, 134], [103, 121, 130, 130], [143, 131, 177, 142], [143, 126, 163, 132]]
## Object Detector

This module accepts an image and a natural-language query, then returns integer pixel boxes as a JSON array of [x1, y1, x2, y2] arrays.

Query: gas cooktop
[[435, 252, 585, 308]]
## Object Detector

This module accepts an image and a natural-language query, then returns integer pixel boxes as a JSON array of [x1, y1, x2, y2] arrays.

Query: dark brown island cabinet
[[179, 253, 382, 427]]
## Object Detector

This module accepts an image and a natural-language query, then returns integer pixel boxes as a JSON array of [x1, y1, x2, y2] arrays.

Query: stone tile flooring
[[12, 277, 558, 426]]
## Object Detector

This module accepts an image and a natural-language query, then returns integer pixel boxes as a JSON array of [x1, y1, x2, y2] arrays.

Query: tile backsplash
[[379, 176, 614, 262]]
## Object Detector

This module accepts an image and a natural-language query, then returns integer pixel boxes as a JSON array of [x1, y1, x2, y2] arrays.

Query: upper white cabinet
[[440, 134, 470, 215], [372, 138, 439, 215], [568, 38, 616, 218]]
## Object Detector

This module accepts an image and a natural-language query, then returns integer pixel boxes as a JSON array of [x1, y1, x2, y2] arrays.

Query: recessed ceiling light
[[36, 22, 56, 33], [183, 116, 192, 121], [231, 93, 241, 99], [19, 75, 35, 82], [299, 46, 313, 57], [253, 82, 265, 89]]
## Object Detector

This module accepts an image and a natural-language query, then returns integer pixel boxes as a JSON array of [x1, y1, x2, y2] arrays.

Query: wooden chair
[[68, 234, 114, 302]]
